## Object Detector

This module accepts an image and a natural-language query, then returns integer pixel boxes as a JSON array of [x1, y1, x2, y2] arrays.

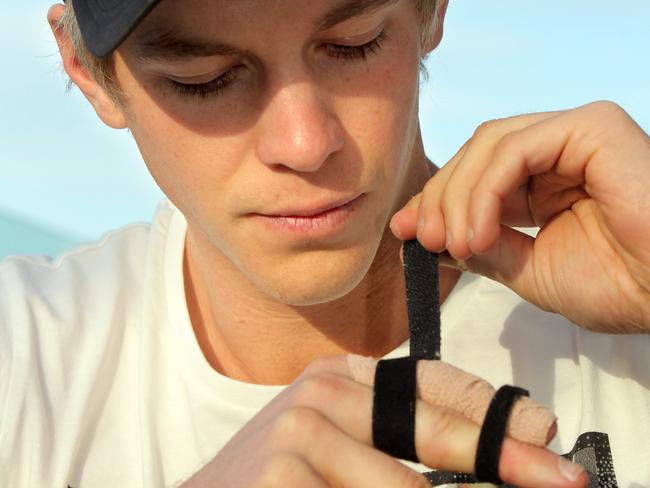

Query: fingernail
[[558, 457, 584, 482], [466, 227, 474, 243], [416, 217, 426, 239], [445, 230, 453, 248]]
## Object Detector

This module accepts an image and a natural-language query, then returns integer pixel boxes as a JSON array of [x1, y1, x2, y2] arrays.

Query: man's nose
[[255, 82, 344, 172]]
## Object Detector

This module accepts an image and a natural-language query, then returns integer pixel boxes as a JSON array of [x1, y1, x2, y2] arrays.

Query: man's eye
[[168, 69, 239, 100], [326, 30, 387, 60], [166, 30, 387, 100]]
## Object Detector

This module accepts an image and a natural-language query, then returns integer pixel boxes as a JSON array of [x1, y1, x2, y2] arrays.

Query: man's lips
[[248, 194, 365, 236], [253, 194, 363, 218]]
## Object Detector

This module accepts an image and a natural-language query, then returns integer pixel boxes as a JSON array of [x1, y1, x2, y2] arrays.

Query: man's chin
[[267, 279, 364, 307], [243, 245, 378, 308]]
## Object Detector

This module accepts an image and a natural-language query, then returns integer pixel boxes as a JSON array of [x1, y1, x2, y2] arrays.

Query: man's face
[[112, 0, 427, 305]]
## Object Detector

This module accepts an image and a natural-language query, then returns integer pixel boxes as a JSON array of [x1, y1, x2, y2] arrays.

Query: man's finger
[[438, 225, 550, 314], [391, 140, 470, 246], [390, 192, 422, 241], [278, 356, 585, 487], [347, 354, 556, 446], [255, 452, 330, 488], [284, 408, 431, 488]]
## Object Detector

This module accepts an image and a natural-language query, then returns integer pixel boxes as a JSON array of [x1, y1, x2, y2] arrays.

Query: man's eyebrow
[[317, 0, 398, 31], [133, 0, 397, 61], [133, 28, 242, 62]]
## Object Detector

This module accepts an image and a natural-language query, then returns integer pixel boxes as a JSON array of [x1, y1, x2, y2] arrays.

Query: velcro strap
[[403, 240, 441, 360], [475, 385, 529, 484], [372, 357, 419, 462]]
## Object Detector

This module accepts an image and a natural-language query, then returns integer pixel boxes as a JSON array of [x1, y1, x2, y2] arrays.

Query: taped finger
[[347, 355, 556, 446]]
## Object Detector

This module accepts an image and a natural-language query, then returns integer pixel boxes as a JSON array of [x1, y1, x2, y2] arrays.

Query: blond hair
[[57, 0, 439, 100], [57, 4, 121, 99]]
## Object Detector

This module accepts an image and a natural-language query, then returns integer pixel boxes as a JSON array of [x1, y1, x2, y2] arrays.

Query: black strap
[[372, 357, 420, 462], [400, 241, 617, 487], [475, 385, 530, 484], [369, 241, 438, 463], [426, 431, 616, 487], [403, 240, 441, 360]]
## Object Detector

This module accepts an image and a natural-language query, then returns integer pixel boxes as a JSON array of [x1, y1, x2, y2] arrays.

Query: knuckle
[[301, 355, 337, 376], [472, 119, 499, 140], [493, 131, 521, 158], [587, 99, 625, 118], [421, 407, 464, 466], [294, 372, 349, 406], [257, 453, 306, 487], [422, 171, 443, 194], [272, 407, 328, 443], [580, 100, 631, 143]]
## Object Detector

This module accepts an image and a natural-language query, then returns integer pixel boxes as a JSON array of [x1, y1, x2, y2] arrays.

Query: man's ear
[[47, 4, 127, 129], [424, 0, 449, 53]]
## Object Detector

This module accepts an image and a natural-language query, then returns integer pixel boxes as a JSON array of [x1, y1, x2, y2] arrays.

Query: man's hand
[[391, 101, 650, 333], [181, 355, 585, 487]]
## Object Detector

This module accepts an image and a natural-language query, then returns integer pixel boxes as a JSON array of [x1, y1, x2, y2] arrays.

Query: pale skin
[[47, 0, 649, 485]]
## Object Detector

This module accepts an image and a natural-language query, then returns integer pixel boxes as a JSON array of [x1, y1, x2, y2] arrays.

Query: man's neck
[[184, 229, 460, 386]]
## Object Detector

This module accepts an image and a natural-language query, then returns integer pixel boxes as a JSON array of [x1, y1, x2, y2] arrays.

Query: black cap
[[70, 0, 162, 58]]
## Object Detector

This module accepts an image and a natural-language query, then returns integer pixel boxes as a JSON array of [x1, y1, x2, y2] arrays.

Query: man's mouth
[[250, 194, 365, 236]]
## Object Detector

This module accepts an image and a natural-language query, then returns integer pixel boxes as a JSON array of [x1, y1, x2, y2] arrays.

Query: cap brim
[[72, 0, 161, 58]]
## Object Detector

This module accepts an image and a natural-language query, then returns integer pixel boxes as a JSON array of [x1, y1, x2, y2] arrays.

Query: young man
[[1, 0, 649, 486]]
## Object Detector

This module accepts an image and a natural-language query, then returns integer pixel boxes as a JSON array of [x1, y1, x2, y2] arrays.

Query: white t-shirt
[[0, 200, 648, 487]]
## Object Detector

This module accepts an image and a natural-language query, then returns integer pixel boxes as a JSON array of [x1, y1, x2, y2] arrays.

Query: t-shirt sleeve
[[0, 266, 11, 452], [0, 256, 32, 482], [0, 222, 151, 486]]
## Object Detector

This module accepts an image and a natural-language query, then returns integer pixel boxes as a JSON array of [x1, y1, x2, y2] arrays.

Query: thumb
[[440, 225, 543, 308]]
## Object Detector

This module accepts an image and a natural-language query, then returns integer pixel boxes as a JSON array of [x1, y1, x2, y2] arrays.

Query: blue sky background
[[1, 1, 649, 258]]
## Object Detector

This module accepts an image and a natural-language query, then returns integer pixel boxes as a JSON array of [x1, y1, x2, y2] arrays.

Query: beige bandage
[[347, 354, 556, 447]]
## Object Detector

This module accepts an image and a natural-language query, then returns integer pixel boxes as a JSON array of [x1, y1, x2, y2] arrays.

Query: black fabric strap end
[[475, 385, 529, 484], [403, 240, 441, 361], [372, 357, 420, 462]]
